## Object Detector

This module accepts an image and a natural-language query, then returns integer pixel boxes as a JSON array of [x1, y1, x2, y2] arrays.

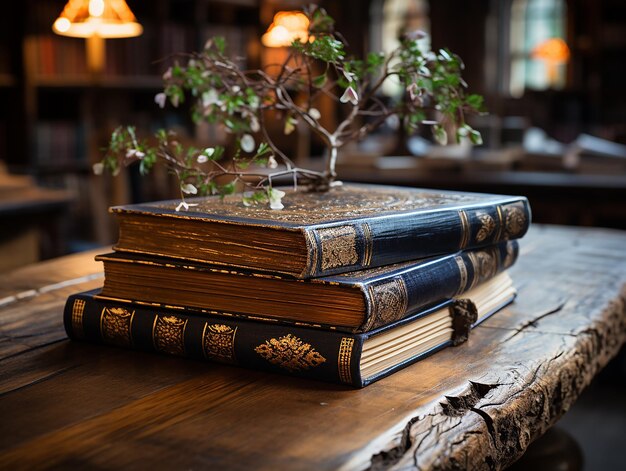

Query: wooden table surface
[[0, 225, 625, 470]]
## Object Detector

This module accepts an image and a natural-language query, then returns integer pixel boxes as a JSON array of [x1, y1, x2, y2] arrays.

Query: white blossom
[[340, 86, 359, 105], [175, 201, 199, 212], [342, 69, 356, 82], [267, 155, 278, 169], [250, 116, 260, 132], [92, 162, 104, 175], [181, 183, 198, 195], [196, 148, 215, 163], [284, 118, 296, 135], [248, 95, 260, 110], [199, 147, 215, 163], [268, 188, 286, 210], [125, 149, 145, 159], [154, 92, 167, 109], [162, 67, 172, 80], [240, 134, 255, 153], [202, 89, 219, 107], [308, 108, 321, 120]]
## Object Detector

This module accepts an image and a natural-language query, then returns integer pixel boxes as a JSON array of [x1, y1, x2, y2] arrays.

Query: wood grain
[[0, 226, 624, 470]]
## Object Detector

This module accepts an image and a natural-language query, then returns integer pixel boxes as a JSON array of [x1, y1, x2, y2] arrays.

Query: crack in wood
[[0, 365, 77, 398], [413, 420, 464, 469], [440, 381, 500, 417], [505, 301, 567, 340], [365, 414, 423, 471], [0, 338, 67, 363], [469, 407, 496, 446]]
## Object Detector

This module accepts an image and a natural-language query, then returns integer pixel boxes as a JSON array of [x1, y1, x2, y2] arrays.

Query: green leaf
[[313, 74, 327, 87], [433, 125, 448, 145], [213, 36, 226, 54], [469, 129, 483, 145], [366, 52, 384, 69], [237, 161, 250, 169], [466, 94, 484, 111], [219, 182, 236, 197], [242, 189, 269, 206]]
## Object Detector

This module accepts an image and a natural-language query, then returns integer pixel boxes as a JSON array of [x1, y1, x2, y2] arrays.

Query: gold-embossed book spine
[[64, 291, 485, 387], [111, 185, 530, 279], [63, 291, 366, 387], [356, 240, 518, 331], [302, 199, 529, 278]]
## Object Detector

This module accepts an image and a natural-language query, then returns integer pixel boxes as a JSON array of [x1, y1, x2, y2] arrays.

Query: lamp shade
[[262, 11, 309, 48], [531, 38, 570, 63], [53, 0, 142, 38]]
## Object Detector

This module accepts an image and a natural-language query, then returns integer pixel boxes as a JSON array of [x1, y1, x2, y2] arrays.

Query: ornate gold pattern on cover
[[153, 315, 187, 356], [458, 210, 470, 249], [254, 334, 326, 372], [71, 299, 86, 339], [475, 213, 496, 243], [149, 186, 479, 224], [503, 203, 526, 239], [202, 323, 237, 363], [304, 229, 319, 276], [367, 278, 409, 328], [100, 306, 134, 347], [362, 223, 374, 267], [467, 248, 498, 289], [317, 225, 359, 271], [338, 337, 354, 384], [454, 256, 469, 296]]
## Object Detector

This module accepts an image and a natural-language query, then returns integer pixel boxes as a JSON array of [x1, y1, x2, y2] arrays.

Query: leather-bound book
[[96, 240, 518, 333], [109, 184, 530, 279], [64, 272, 516, 388]]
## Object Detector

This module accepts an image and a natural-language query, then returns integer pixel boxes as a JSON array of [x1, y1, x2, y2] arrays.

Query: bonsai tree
[[96, 5, 484, 210]]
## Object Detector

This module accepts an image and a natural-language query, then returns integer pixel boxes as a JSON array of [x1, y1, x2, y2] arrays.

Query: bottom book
[[64, 272, 516, 388]]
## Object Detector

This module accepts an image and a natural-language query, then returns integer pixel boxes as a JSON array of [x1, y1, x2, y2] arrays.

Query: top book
[[110, 183, 531, 279]]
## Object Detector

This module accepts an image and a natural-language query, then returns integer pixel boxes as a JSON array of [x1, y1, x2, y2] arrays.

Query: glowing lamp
[[531, 38, 570, 85], [52, 0, 143, 73], [262, 11, 309, 48]]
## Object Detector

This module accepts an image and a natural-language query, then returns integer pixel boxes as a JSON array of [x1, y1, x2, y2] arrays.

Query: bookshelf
[[2, 0, 261, 249]]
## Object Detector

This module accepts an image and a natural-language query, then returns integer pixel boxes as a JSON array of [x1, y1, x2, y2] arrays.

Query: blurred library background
[[1, 0, 626, 268], [0, 1, 624, 468]]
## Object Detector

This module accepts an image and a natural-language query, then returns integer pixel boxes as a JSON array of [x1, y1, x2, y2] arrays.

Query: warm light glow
[[53, 17, 71, 33], [531, 37, 570, 86], [89, 0, 105, 17], [262, 11, 309, 48], [531, 38, 570, 63], [52, 0, 143, 38]]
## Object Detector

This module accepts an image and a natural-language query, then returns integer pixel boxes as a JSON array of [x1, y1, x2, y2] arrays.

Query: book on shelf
[[96, 240, 518, 332], [110, 184, 531, 279], [64, 272, 516, 388]]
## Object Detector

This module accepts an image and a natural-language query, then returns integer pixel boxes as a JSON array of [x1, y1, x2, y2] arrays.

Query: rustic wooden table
[[0, 225, 624, 470]]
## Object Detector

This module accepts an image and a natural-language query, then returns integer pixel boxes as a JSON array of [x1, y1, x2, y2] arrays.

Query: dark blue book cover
[[97, 240, 518, 332], [110, 184, 530, 278], [64, 274, 515, 388]]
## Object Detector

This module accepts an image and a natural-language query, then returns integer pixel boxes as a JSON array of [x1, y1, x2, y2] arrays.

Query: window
[[509, 0, 567, 97], [370, 0, 430, 97]]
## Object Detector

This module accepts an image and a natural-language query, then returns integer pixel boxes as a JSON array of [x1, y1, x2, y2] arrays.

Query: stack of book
[[64, 184, 531, 387]]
